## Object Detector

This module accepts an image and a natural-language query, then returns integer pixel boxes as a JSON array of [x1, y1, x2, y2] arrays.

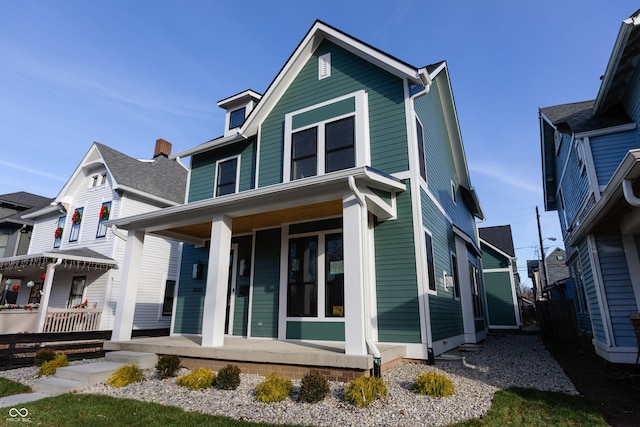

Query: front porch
[[104, 335, 407, 381], [0, 308, 101, 334]]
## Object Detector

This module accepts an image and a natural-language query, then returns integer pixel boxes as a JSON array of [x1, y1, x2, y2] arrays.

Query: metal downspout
[[348, 176, 382, 377]]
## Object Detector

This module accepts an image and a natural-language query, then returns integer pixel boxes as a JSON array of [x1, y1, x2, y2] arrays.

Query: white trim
[[254, 125, 262, 189], [213, 154, 241, 197], [169, 242, 184, 335], [450, 181, 457, 205], [621, 235, 640, 313], [482, 267, 511, 273], [318, 52, 331, 79], [419, 182, 455, 224], [593, 340, 639, 364], [246, 229, 257, 338], [582, 137, 600, 201], [423, 228, 437, 296], [588, 234, 614, 347], [226, 243, 239, 335], [508, 258, 522, 326], [574, 122, 636, 138]]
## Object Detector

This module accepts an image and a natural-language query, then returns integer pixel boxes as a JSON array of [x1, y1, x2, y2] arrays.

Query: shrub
[[298, 371, 330, 403], [254, 373, 293, 403], [343, 376, 387, 408], [34, 348, 57, 366], [107, 364, 144, 388], [217, 364, 241, 390], [38, 354, 68, 376], [156, 355, 181, 378], [412, 371, 454, 397], [176, 367, 216, 390]]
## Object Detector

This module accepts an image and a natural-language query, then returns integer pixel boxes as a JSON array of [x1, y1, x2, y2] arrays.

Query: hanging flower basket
[[4, 279, 11, 286], [40, 273, 46, 281], [12, 285, 20, 291], [26, 280, 35, 288], [54, 227, 63, 239], [99, 205, 110, 220], [72, 210, 82, 224]]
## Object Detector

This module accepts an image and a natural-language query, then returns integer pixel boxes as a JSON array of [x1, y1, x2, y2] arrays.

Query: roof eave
[[171, 132, 246, 159]]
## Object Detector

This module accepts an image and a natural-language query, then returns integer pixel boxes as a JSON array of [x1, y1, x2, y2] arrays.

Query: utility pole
[[536, 206, 548, 301]]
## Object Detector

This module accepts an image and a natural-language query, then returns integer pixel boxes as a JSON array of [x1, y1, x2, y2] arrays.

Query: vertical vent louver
[[318, 52, 331, 79]]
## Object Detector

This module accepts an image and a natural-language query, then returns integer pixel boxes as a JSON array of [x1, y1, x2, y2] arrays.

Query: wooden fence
[[536, 299, 578, 341]]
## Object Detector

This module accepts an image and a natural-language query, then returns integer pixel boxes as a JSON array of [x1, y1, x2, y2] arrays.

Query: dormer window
[[229, 107, 246, 129]]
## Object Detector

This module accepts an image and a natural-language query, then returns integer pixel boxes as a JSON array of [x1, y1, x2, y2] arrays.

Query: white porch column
[[201, 214, 232, 347], [36, 261, 60, 332], [455, 237, 476, 342], [343, 193, 367, 355], [112, 229, 145, 341]]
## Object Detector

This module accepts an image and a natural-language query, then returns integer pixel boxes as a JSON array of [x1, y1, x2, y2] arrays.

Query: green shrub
[[412, 371, 454, 397], [156, 355, 181, 378], [34, 348, 57, 366], [107, 364, 144, 388], [38, 354, 68, 376], [217, 364, 241, 390], [176, 367, 216, 390], [298, 371, 330, 403], [254, 373, 293, 403], [343, 376, 387, 408]]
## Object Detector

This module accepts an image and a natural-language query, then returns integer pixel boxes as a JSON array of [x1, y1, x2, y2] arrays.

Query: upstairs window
[[451, 253, 460, 299], [53, 215, 65, 248], [91, 173, 107, 187], [425, 231, 436, 292], [229, 107, 246, 129], [96, 201, 111, 238], [69, 207, 83, 242], [215, 156, 239, 196], [416, 118, 426, 180]]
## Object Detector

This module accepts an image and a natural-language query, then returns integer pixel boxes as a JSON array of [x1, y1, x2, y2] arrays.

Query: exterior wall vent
[[319, 53, 331, 80]]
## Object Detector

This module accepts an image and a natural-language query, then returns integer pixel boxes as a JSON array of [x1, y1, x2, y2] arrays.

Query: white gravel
[[0, 334, 577, 426]]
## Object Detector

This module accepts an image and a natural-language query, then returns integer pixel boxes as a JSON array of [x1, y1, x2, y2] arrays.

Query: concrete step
[[55, 361, 124, 385], [32, 377, 86, 396], [0, 392, 49, 408], [105, 350, 157, 369]]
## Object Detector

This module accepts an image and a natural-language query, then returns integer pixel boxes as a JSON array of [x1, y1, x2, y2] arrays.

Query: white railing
[[42, 308, 102, 333]]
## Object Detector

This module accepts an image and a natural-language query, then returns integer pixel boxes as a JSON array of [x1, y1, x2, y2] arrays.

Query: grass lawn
[[2, 386, 608, 426], [0, 377, 31, 398]]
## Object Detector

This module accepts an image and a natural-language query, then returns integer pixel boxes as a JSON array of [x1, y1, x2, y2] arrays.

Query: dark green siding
[[374, 186, 421, 343], [481, 245, 508, 269], [485, 271, 517, 326], [258, 40, 407, 187], [174, 244, 209, 334], [286, 321, 345, 340], [188, 137, 256, 202], [232, 235, 253, 336], [251, 228, 281, 338]]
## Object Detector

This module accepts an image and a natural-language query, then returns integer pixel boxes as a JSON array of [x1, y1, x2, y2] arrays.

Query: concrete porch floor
[[104, 335, 406, 376]]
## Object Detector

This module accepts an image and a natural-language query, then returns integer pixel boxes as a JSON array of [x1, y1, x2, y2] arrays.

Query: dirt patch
[[545, 335, 640, 427]]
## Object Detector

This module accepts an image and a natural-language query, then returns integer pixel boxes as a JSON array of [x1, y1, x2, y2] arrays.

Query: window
[[229, 107, 246, 129], [69, 207, 83, 242], [469, 262, 483, 317], [425, 232, 436, 292], [451, 254, 460, 299], [574, 139, 586, 174], [0, 234, 8, 258], [451, 181, 457, 204], [215, 157, 239, 196], [96, 201, 111, 238], [53, 215, 65, 248], [162, 280, 175, 316], [287, 231, 344, 318], [290, 117, 355, 180], [67, 276, 86, 308], [91, 173, 107, 187], [284, 91, 367, 182], [28, 282, 43, 304], [416, 118, 426, 180], [318, 52, 331, 79]]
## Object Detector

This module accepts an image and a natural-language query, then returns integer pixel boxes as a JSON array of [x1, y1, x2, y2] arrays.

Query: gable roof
[[479, 225, 515, 258], [0, 192, 51, 210], [540, 100, 632, 135]]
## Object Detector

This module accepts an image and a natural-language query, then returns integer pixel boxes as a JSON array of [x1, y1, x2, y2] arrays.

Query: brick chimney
[[154, 138, 172, 158]]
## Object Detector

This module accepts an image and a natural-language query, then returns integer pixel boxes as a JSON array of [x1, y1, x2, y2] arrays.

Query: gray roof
[[95, 143, 187, 204], [540, 100, 632, 134], [479, 225, 515, 257], [0, 192, 51, 209]]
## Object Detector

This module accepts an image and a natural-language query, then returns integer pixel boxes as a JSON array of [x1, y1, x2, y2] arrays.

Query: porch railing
[[42, 308, 102, 333]]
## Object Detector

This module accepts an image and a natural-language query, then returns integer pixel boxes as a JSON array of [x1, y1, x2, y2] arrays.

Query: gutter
[[622, 180, 640, 207], [348, 176, 382, 377]]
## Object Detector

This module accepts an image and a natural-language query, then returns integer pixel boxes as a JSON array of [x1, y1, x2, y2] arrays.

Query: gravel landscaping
[[0, 334, 577, 426]]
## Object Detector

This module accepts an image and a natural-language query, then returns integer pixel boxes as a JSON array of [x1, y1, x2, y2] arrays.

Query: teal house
[[479, 225, 521, 329], [108, 21, 486, 368], [540, 10, 640, 363]]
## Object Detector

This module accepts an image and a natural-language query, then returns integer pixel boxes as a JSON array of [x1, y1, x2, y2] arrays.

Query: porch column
[[455, 237, 476, 342], [343, 193, 367, 355], [201, 214, 232, 347], [112, 229, 145, 341], [36, 261, 59, 332]]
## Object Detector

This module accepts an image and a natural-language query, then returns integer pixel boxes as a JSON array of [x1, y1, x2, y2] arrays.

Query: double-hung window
[[69, 208, 83, 242], [284, 91, 368, 182], [54, 215, 65, 248], [96, 201, 111, 238], [215, 156, 239, 197]]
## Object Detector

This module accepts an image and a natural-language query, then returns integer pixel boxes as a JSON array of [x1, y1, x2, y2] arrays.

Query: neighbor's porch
[[104, 335, 406, 381]]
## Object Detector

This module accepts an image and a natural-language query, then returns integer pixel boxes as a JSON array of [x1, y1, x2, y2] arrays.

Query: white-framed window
[[161, 280, 175, 317], [574, 138, 586, 175], [283, 91, 369, 182], [318, 52, 331, 79], [91, 173, 107, 188], [469, 261, 483, 318], [416, 117, 426, 181], [424, 230, 436, 293], [0, 234, 8, 258], [451, 181, 457, 204], [67, 276, 86, 308], [53, 215, 65, 248], [286, 230, 344, 319], [69, 207, 83, 242], [96, 201, 111, 238], [229, 107, 246, 129], [214, 156, 240, 197], [451, 253, 460, 299]]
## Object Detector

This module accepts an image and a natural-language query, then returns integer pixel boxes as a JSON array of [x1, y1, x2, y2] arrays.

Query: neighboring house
[[541, 248, 571, 300], [539, 10, 640, 363], [479, 225, 521, 329], [0, 140, 187, 335], [108, 20, 487, 367], [0, 192, 51, 306]]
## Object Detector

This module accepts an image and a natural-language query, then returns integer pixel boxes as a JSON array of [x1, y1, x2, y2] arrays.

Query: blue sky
[[0, 1, 634, 286]]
